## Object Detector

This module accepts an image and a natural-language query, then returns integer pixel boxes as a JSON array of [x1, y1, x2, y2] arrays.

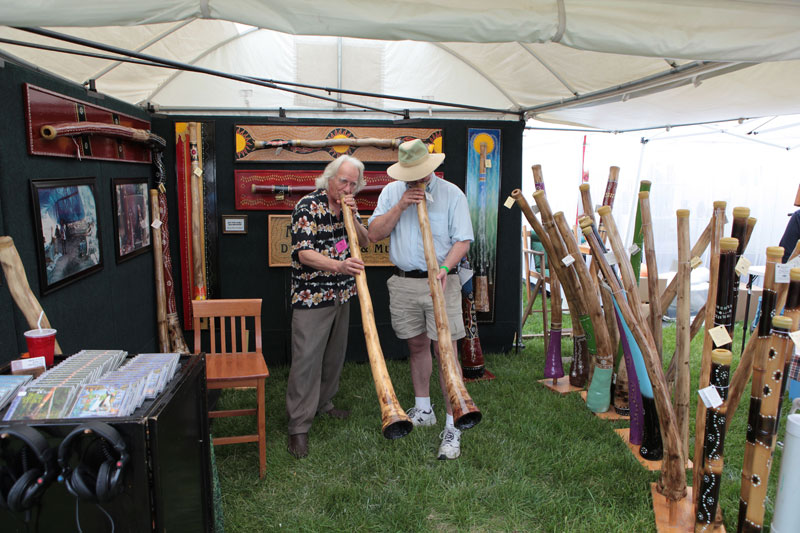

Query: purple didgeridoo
[[544, 328, 564, 381], [613, 303, 644, 446]]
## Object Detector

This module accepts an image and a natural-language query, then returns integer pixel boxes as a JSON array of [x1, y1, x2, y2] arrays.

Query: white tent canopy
[[2, 1, 800, 130]]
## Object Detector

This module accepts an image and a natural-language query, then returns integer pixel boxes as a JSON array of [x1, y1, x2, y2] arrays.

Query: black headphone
[[57, 421, 129, 503], [0, 424, 57, 513]]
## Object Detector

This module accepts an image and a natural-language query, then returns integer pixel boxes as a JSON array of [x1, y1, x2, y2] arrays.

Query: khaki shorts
[[386, 274, 466, 341]]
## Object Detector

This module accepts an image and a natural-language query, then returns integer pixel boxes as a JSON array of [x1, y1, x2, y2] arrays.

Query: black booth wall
[[1, 60, 523, 368]]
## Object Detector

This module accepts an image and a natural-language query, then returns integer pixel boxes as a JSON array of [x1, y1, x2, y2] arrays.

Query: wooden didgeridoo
[[639, 191, 663, 361], [0, 236, 62, 355], [341, 199, 413, 439], [675, 210, 692, 464], [533, 189, 590, 388], [582, 218, 687, 501], [187, 122, 207, 301], [738, 316, 794, 533], [729, 207, 751, 325], [150, 190, 169, 352], [415, 183, 482, 430], [553, 212, 614, 413]]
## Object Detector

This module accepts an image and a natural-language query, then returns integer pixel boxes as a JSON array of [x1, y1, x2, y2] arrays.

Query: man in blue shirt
[[369, 139, 473, 459]]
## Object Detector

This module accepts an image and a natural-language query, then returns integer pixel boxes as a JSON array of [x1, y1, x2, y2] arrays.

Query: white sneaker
[[438, 427, 461, 460], [406, 406, 436, 427]]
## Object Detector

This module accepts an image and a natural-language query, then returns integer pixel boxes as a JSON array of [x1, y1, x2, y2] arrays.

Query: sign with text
[[267, 214, 393, 267]]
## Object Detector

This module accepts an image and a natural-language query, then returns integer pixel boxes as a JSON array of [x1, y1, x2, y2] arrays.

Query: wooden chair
[[192, 298, 269, 478], [522, 226, 550, 350]]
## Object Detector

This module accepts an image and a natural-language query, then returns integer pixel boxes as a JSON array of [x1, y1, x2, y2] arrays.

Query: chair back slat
[[191, 299, 263, 356]]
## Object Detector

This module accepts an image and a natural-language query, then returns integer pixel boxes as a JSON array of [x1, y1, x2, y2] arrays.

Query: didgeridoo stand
[[613, 428, 693, 472], [579, 391, 629, 420], [650, 484, 725, 532], [538, 376, 582, 394]]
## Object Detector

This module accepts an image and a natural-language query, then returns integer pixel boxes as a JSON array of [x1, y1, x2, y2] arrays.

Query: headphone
[[0, 424, 57, 513], [57, 421, 129, 503]]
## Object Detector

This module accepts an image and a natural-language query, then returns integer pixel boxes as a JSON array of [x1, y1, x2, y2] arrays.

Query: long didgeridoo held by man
[[369, 139, 475, 460], [286, 155, 369, 459]]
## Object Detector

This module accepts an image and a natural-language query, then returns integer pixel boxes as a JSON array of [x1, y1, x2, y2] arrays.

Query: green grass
[[212, 293, 792, 532]]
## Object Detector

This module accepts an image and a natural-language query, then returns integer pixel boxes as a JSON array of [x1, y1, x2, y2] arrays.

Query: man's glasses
[[336, 176, 359, 190]]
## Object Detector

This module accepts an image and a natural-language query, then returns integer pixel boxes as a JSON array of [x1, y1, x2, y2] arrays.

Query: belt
[[394, 267, 457, 278]]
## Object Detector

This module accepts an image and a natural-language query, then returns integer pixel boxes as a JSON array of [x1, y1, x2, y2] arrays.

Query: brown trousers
[[286, 300, 350, 435]]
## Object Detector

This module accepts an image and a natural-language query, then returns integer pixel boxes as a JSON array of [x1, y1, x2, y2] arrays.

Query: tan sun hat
[[387, 139, 445, 182]]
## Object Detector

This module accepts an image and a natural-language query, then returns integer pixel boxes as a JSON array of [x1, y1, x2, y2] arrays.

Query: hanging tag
[[335, 239, 348, 253], [503, 196, 515, 209], [735, 256, 751, 276], [531, 204, 540, 214], [485, 159, 492, 168], [151, 219, 162, 230], [789, 330, 800, 350], [604, 250, 618, 265], [628, 243, 640, 256], [776, 263, 791, 284], [698, 385, 723, 409], [193, 167, 203, 178], [158, 183, 166, 194], [690, 256, 702, 269], [708, 326, 733, 347], [561, 255, 575, 267]]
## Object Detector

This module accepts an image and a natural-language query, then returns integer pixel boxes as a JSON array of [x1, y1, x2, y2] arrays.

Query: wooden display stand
[[650, 484, 725, 532], [579, 391, 630, 420], [614, 428, 693, 471], [538, 376, 582, 394]]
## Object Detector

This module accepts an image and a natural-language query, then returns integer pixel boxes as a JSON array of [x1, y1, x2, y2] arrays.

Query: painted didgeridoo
[[459, 258, 486, 379], [187, 122, 207, 301], [341, 199, 413, 439], [150, 190, 169, 352], [415, 183, 481, 430]]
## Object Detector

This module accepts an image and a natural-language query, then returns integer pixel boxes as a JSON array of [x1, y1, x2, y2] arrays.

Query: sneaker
[[406, 406, 436, 427], [438, 427, 461, 460]]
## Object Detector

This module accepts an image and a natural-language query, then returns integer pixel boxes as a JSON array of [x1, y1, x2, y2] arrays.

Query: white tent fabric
[[2, 1, 800, 130]]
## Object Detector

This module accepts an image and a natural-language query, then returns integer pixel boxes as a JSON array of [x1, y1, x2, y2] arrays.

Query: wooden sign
[[235, 125, 442, 162], [268, 215, 392, 267]]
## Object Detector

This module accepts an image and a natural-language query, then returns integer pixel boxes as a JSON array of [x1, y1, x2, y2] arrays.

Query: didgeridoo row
[[341, 199, 413, 439], [415, 183, 481, 430], [150, 190, 169, 352], [589, 207, 687, 501], [0, 236, 62, 354], [737, 316, 794, 533]]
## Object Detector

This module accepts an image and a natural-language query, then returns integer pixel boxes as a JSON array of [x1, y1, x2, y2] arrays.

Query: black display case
[[0, 355, 213, 532]]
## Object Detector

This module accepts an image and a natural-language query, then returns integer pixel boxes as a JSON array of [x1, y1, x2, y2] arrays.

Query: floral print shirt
[[291, 189, 359, 309]]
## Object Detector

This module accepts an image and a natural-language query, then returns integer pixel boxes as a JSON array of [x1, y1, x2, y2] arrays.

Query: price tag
[[735, 256, 751, 276], [561, 255, 575, 267], [629, 243, 640, 256], [192, 167, 203, 177], [776, 263, 791, 284], [485, 159, 492, 168], [11, 357, 46, 372], [604, 250, 618, 265], [708, 326, 733, 347], [151, 219, 162, 229], [789, 330, 800, 349], [503, 196, 515, 209], [698, 385, 723, 409], [690, 256, 702, 270], [531, 204, 540, 214]]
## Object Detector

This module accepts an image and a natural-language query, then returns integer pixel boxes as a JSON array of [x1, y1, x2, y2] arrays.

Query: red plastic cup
[[24, 328, 57, 367]]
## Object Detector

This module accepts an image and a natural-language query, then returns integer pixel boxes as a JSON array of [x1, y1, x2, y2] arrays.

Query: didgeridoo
[[630, 181, 651, 285], [415, 183, 481, 430], [639, 191, 663, 360], [0, 236, 62, 354], [694, 348, 733, 533], [341, 199, 413, 438], [252, 183, 386, 196], [738, 316, 794, 533], [253, 137, 401, 151], [459, 259, 486, 379], [675, 210, 692, 463], [150, 190, 169, 352], [188, 122, 207, 301], [40, 121, 162, 144], [729, 207, 751, 324], [591, 208, 686, 500]]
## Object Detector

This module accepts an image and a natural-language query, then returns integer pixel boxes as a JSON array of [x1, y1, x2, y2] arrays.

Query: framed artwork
[[222, 214, 248, 234], [31, 177, 103, 294], [111, 178, 152, 263]]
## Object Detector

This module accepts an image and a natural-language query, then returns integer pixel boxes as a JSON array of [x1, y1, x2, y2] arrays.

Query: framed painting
[[111, 177, 151, 263], [31, 177, 103, 294]]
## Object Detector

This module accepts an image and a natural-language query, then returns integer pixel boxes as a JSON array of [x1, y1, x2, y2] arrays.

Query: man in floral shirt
[[287, 155, 369, 458]]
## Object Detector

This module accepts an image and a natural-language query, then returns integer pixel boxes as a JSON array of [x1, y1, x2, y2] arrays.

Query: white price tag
[[735, 256, 751, 276], [485, 159, 492, 168], [690, 256, 702, 270], [151, 219, 162, 229], [531, 204, 540, 214], [561, 255, 576, 267], [789, 330, 800, 350], [708, 326, 733, 347], [10, 357, 45, 372], [628, 243, 640, 256], [192, 167, 203, 177], [698, 385, 723, 409], [604, 250, 618, 265], [776, 263, 791, 284], [503, 196, 515, 209]]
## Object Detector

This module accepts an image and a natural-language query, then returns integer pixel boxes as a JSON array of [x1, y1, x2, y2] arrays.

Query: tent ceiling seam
[[432, 42, 520, 110], [553, 0, 566, 43], [86, 19, 194, 85], [518, 42, 577, 95]]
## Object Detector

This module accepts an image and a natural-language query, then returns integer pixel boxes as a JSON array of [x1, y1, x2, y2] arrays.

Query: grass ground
[[212, 291, 790, 532]]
